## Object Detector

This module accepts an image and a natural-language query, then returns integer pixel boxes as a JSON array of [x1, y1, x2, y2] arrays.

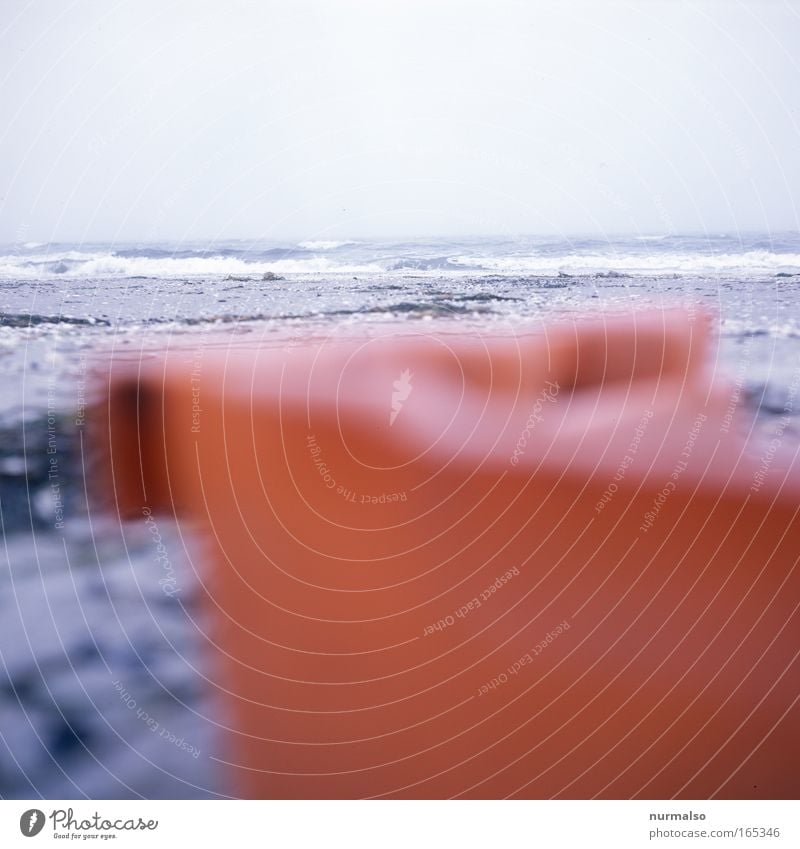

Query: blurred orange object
[[97, 310, 800, 799]]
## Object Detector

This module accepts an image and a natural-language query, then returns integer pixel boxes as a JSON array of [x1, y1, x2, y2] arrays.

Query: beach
[[1, 233, 799, 798]]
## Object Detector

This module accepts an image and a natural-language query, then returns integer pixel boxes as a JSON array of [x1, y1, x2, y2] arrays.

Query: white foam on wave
[[1, 246, 798, 279], [449, 250, 800, 276], [297, 240, 359, 250], [0, 252, 383, 278]]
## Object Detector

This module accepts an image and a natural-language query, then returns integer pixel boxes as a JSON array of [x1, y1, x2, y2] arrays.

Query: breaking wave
[[1, 236, 799, 280], [448, 249, 800, 276], [296, 239, 360, 250], [0, 251, 382, 279]]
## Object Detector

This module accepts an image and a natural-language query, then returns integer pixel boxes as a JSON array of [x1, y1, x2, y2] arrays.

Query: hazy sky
[[1, 0, 798, 243]]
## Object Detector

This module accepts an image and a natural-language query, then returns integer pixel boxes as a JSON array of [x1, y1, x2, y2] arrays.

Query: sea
[[1, 232, 799, 798]]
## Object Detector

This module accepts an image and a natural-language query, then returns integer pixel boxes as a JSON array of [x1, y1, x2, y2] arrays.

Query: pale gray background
[[1, 0, 798, 242]]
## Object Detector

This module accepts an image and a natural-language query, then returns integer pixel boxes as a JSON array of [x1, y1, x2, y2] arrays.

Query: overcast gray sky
[[0, 0, 798, 243]]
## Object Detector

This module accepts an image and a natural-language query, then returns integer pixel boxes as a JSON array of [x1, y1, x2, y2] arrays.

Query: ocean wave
[[2, 242, 799, 280], [297, 239, 359, 250], [448, 250, 800, 276], [0, 252, 383, 279], [388, 255, 464, 271]]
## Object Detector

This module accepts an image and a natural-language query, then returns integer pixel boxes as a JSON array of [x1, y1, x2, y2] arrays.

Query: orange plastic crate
[[97, 310, 800, 799]]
